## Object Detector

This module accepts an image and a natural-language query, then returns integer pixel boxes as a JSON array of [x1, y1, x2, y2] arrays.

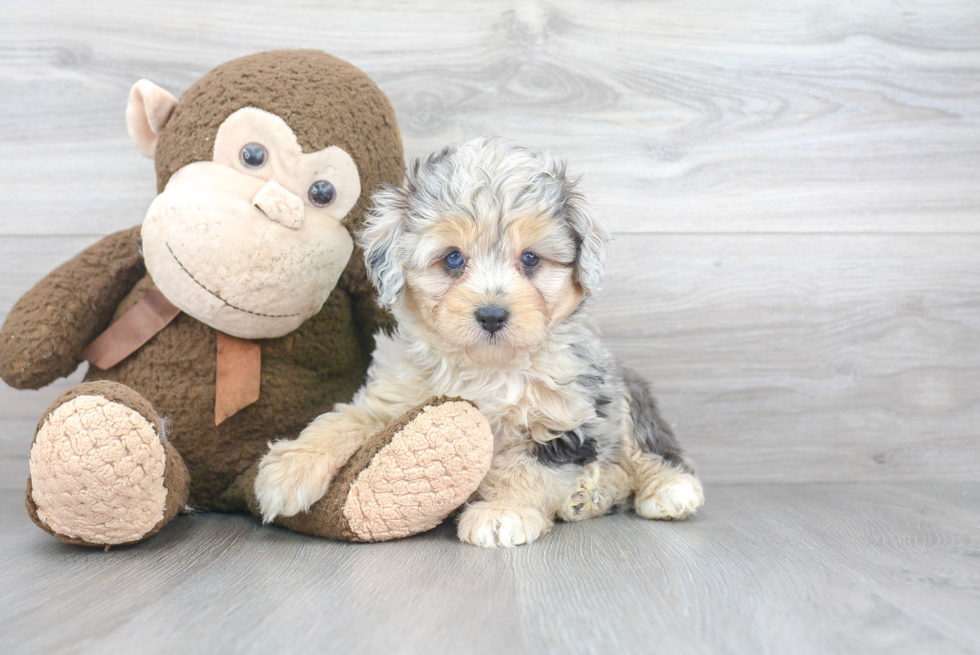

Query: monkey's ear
[[126, 80, 178, 158], [358, 184, 410, 309]]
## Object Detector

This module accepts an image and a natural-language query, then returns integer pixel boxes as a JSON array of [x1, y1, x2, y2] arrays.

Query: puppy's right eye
[[444, 250, 465, 269]]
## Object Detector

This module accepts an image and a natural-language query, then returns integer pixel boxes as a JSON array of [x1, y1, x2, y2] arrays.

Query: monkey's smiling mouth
[[166, 243, 301, 319]]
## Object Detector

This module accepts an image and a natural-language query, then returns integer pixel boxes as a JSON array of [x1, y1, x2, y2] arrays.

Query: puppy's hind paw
[[457, 502, 551, 548], [635, 475, 704, 521], [254, 441, 336, 522]]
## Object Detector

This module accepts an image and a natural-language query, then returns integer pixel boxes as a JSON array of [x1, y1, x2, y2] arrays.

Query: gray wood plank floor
[[1, 484, 978, 655]]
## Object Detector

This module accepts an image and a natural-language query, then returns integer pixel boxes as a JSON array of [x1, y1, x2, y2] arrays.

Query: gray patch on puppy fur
[[533, 431, 599, 468], [620, 365, 689, 471]]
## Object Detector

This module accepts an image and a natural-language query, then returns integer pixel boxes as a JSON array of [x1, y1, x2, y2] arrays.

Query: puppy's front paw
[[457, 501, 552, 548], [635, 474, 704, 520], [254, 441, 336, 522]]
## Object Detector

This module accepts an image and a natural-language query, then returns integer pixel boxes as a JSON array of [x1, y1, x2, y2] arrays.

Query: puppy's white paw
[[457, 502, 551, 548], [635, 475, 704, 520], [254, 441, 336, 522]]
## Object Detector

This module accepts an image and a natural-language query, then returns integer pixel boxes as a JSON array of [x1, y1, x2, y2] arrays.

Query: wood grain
[[1, 484, 978, 654], [1, 1, 979, 235]]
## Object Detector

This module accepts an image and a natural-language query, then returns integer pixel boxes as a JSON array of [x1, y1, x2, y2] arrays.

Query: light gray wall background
[[1, 0, 978, 488]]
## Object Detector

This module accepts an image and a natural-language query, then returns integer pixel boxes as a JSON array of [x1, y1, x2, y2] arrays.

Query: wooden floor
[[1, 0, 979, 653], [1, 484, 978, 654]]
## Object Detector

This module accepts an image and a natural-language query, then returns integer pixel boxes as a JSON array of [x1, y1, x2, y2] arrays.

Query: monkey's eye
[[308, 180, 336, 207], [444, 250, 465, 269], [239, 143, 268, 169], [521, 252, 541, 268]]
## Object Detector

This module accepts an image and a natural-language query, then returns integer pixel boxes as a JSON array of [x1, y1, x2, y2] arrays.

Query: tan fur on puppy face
[[402, 210, 581, 366], [361, 137, 607, 365]]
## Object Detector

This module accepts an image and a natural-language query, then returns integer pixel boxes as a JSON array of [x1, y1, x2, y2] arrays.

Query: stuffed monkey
[[0, 50, 492, 547]]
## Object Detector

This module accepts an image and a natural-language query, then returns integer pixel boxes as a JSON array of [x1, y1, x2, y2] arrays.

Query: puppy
[[255, 137, 704, 547]]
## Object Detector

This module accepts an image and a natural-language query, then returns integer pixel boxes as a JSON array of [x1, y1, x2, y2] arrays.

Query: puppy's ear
[[359, 184, 410, 308], [557, 167, 608, 297]]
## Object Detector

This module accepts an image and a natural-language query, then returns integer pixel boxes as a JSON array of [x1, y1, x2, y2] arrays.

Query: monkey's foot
[[261, 397, 494, 542], [26, 381, 189, 547]]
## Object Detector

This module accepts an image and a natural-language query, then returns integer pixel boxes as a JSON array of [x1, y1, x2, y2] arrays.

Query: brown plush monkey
[[0, 50, 492, 547]]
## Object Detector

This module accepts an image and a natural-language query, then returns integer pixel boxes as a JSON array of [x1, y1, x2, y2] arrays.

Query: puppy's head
[[360, 137, 608, 366]]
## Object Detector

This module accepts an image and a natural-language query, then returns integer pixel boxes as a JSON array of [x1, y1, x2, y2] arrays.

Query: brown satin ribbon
[[80, 284, 262, 426], [81, 285, 181, 370], [215, 332, 261, 426]]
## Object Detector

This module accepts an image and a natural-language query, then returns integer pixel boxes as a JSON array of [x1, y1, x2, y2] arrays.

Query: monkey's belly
[[84, 290, 369, 508]]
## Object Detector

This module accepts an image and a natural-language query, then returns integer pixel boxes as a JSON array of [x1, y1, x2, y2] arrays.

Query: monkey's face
[[140, 107, 361, 339]]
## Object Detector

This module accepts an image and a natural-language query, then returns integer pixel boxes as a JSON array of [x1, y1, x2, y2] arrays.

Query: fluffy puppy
[[255, 137, 704, 547]]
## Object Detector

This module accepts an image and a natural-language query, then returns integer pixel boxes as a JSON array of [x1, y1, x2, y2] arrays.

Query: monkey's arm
[[0, 226, 145, 389]]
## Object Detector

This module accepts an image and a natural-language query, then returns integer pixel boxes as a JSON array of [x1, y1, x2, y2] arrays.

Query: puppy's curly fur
[[256, 137, 704, 547]]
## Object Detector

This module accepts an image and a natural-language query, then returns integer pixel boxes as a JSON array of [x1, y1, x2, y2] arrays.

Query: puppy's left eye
[[521, 252, 541, 268], [444, 250, 466, 269]]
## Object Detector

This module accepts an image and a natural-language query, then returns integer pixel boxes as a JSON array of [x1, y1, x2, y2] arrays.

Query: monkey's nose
[[475, 305, 510, 334], [253, 180, 305, 229]]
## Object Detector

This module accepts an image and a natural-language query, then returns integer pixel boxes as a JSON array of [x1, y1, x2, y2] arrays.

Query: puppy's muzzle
[[475, 305, 509, 335]]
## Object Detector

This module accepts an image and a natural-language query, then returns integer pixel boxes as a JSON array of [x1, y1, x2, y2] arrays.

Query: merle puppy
[[255, 137, 704, 547]]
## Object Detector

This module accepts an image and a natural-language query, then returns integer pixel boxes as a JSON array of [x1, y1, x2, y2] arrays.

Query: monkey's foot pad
[[28, 394, 169, 545], [339, 398, 493, 541]]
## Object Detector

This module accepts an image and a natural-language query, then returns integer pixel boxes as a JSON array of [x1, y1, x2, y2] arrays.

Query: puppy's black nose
[[475, 306, 509, 334]]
